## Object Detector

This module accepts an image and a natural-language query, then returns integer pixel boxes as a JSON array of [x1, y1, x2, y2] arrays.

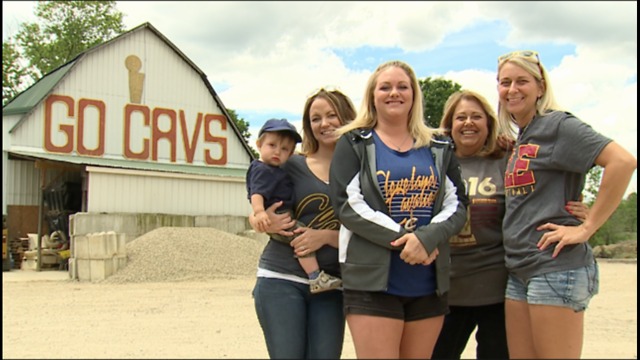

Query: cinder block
[[106, 231, 117, 257], [73, 235, 90, 259], [69, 214, 76, 235], [117, 234, 127, 256], [88, 233, 109, 259], [77, 259, 92, 281], [68, 258, 77, 280], [89, 258, 114, 281]]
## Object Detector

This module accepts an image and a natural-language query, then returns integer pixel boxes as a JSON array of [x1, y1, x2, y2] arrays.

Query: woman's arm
[[329, 135, 406, 249], [248, 201, 297, 236], [538, 142, 637, 257], [566, 200, 589, 222], [412, 152, 468, 256], [290, 228, 339, 257]]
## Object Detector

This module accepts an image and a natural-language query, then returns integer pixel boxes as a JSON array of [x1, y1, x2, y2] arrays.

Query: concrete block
[[89, 258, 114, 281], [71, 213, 139, 237], [69, 214, 75, 236], [69, 258, 77, 280], [73, 235, 90, 259], [117, 234, 127, 255], [136, 213, 195, 234], [77, 259, 92, 281], [195, 215, 247, 233], [88, 233, 109, 259], [106, 231, 117, 257]]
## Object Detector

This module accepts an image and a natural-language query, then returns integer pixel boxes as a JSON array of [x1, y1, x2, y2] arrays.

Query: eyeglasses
[[306, 85, 342, 99], [498, 50, 544, 81], [498, 50, 539, 62]]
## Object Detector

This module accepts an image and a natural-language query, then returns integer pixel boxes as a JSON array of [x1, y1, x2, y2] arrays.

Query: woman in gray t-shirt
[[497, 50, 637, 359], [433, 90, 588, 360], [248, 88, 356, 359]]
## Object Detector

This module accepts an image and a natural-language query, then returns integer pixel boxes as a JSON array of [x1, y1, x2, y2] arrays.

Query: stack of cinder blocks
[[69, 231, 127, 281]]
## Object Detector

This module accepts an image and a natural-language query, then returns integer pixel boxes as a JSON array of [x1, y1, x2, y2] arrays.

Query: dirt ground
[[2, 260, 637, 359]]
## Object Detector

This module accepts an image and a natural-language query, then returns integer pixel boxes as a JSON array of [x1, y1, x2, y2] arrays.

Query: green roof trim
[[9, 150, 248, 179], [3, 61, 77, 116]]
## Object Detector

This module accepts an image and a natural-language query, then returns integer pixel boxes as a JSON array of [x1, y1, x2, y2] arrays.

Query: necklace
[[387, 132, 412, 151]]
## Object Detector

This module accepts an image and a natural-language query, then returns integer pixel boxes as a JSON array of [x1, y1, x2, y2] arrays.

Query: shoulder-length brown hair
[[440, 90, 509, 159], [300, 88, 356, 155]]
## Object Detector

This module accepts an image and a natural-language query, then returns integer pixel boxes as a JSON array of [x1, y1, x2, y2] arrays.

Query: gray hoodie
[[329, 128, 468, 295]]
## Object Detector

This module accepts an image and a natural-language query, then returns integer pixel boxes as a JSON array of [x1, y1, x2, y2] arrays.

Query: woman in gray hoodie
[[329, 60, 468, 359]]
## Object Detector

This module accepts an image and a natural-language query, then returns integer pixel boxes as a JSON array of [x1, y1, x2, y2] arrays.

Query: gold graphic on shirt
[[403, 214, 418, 232], [378, 165, 438, 231], [295, 193, 340, 230], [451, 204, 476, 247], [450, 198, 499, 247]]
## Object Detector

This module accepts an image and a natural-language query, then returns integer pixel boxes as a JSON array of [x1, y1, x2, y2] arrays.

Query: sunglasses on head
[[498, 50, 544, 80], [498, 50, 539, 62], [306, 86, 342, 99]]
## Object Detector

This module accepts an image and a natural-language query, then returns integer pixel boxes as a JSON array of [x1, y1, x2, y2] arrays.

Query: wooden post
[[36, 162, 46, 271]]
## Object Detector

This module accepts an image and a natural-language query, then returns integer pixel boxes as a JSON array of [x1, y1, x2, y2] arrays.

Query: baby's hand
[[254, 211, 271, 232]]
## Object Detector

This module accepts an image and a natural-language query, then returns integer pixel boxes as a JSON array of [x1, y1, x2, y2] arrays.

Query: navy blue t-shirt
[[246, 160, 295, 210], [372, 131, 440, 296]]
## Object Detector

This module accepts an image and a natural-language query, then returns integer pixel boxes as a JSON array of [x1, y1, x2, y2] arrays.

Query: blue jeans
[[253, 277, 345, 359], [506, 262, 599, 312]]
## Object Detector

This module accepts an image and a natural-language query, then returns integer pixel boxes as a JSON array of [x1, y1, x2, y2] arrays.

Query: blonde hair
[[496, 52, 562, 136], [300, 89, 356, 155], [337, 60, 440, 147], [440, 90, 510, 158]]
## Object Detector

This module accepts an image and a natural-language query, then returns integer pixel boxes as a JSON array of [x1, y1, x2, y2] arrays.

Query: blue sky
[[3, 1, 637, 194]]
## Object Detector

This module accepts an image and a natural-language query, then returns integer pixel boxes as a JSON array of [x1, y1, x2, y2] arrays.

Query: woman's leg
[[400, 315, 444, 359], [507, 263, 597, 358], [529, 304, 584, 358], [253, 277, 308, 359], [306, 289, 345, 359], [505, 299, 536, 359], [524, 263, 598, 358], [347, 314, 404, 359]]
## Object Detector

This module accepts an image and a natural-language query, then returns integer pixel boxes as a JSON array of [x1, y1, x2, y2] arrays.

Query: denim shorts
[[505, 262, 599, 312], [343, 289, 448, 321]]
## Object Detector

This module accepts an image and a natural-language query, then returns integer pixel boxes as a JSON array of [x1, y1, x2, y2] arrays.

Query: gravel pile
[[103, 227, 267, 284]]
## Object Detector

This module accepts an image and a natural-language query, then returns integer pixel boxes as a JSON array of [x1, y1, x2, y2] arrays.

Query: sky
[[2, 1, 637, 194]]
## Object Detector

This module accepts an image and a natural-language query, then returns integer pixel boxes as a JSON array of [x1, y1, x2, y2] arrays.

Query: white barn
[[2, 22, 255, 271]]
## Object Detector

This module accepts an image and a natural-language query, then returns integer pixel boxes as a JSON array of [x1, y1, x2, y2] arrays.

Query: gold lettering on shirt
[[378, 165, 438, 231]]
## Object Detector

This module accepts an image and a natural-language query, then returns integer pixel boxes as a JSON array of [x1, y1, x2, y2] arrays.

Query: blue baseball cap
[[258, 118, 302, 143]]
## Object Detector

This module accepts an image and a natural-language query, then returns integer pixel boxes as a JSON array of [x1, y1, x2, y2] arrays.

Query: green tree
[[2, 42, 28, 105], [622, 192, 637, 233], [589, 193, 638, 246], [583, 166, 603, 205], [589, 192, 638, 246], [584, 166, 637, 246], [3, 1, 125, 104], [227, 108, 259, 159], [419, 77, 462, 128]]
